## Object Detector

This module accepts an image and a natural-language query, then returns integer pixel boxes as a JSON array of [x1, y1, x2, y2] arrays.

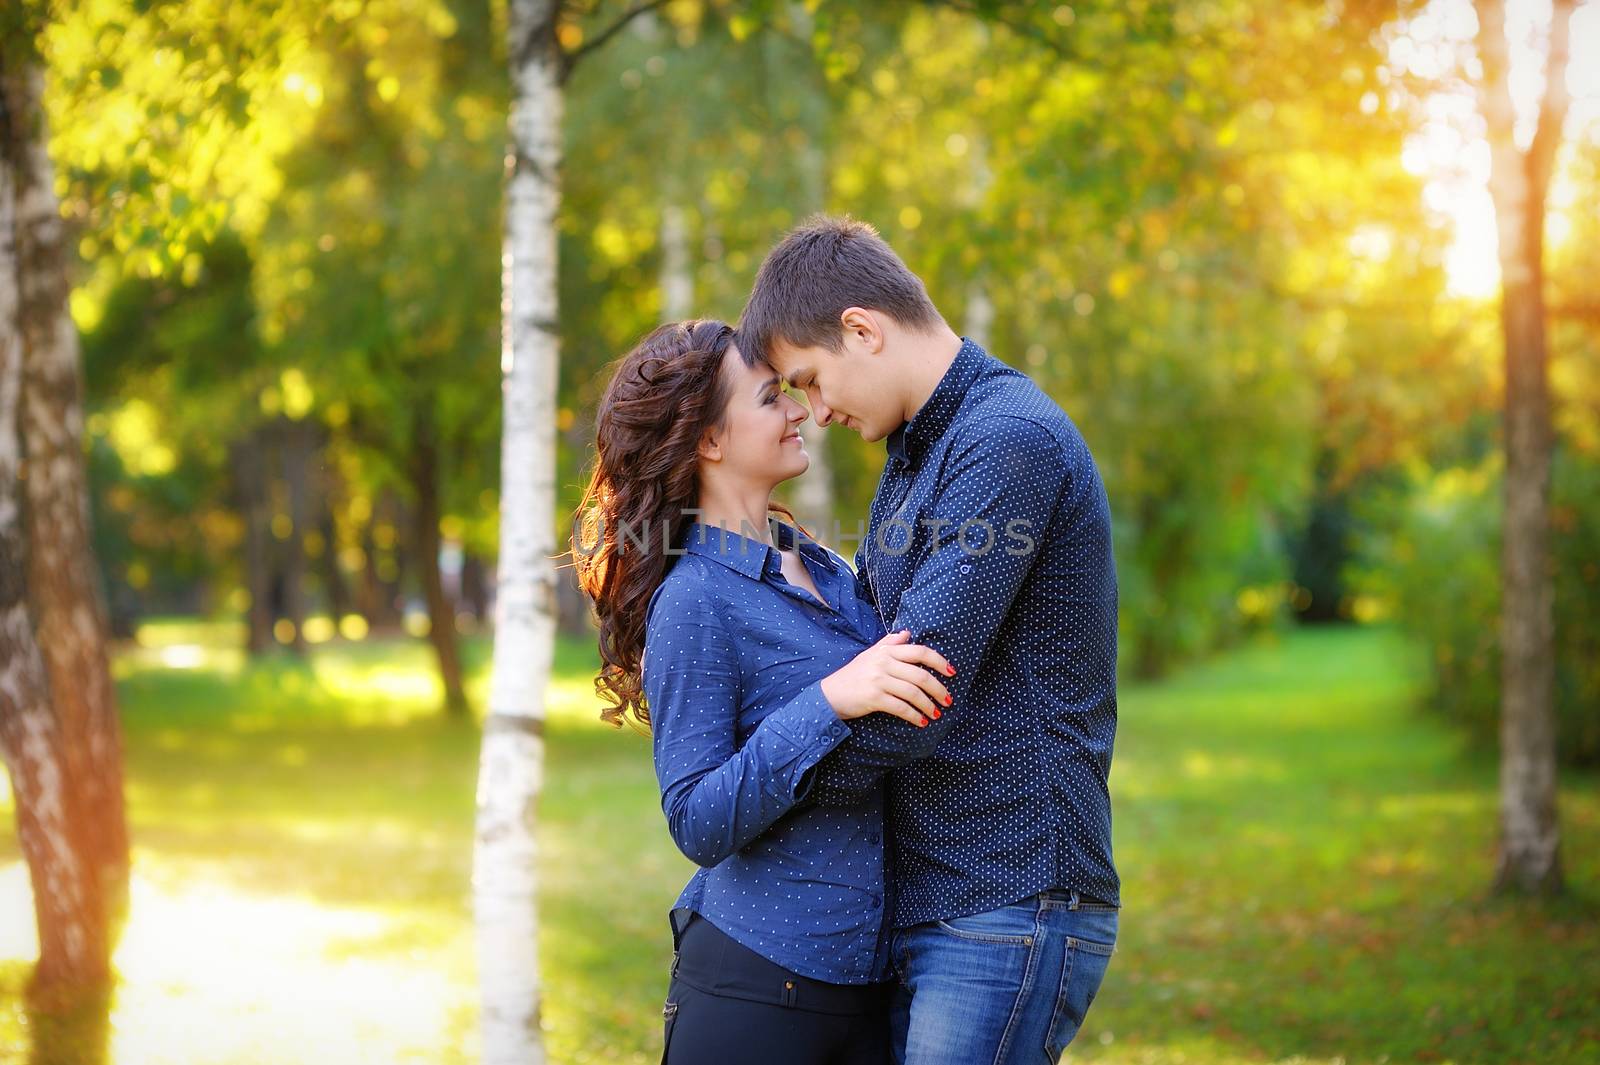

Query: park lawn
[[0, 621, 1595, 1065]]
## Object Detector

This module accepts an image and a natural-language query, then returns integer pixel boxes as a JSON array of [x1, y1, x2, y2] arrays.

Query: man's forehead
[[767, 342, 815, 382]]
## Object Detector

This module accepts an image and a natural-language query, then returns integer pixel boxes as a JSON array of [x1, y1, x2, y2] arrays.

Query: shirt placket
[[864, 460, 915, 631]]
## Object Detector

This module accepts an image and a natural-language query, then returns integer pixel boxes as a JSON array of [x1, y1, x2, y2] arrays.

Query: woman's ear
[[697, 425, 723, 464]]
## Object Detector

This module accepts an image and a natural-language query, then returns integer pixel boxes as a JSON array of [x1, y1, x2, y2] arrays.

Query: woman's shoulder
[[644, 553, 728, 633]]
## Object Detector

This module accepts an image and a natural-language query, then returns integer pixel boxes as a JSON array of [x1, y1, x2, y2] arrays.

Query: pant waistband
[[670, 911, 890, 1016], [1039, 887, 1120, 911]]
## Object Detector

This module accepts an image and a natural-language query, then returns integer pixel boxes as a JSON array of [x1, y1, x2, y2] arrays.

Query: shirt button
[[868, 834, 880, 845], [870, 894, 881, 908]]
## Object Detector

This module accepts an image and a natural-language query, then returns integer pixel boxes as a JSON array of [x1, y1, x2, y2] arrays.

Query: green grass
[[0, 622, 1595, 1064]]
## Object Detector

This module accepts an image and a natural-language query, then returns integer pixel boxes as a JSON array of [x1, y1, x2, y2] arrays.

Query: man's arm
[[808, 415, 1069, 803]]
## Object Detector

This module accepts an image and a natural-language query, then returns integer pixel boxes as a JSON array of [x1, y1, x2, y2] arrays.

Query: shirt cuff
[[759, 681, 851, 799]]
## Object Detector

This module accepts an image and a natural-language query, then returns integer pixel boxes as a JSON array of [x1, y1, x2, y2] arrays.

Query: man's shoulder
[[957, 375, 1088, 461]]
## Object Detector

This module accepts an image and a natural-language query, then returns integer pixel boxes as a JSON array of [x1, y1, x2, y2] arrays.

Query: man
[[736, 215, 1120, 1065]]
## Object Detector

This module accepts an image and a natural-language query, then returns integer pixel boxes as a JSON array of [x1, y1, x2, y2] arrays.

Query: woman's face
[[701, 344, 812, 491]]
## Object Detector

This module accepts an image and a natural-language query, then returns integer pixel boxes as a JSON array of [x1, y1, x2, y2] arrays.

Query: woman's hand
[[820, 630, 955, 728]]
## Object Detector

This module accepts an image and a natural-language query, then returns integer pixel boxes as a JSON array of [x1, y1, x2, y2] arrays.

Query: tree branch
[[1550, 301, 1600, 326], [1473, 0, 1517, 146], [562, 0, 673, 78], [1527, 0, 1576, 196], [929, 0, 1097, 66]]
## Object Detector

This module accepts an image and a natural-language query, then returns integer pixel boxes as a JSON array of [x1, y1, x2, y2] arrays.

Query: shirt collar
[[886, 336, 988, 469], [681, 516, 834, 580]]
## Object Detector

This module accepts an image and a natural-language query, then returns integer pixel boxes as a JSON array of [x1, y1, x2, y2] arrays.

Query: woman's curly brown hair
[[572, 319, 797, 730]]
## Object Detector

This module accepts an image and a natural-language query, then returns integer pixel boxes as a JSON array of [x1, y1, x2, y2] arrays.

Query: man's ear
[[840, 307, 886, 355]]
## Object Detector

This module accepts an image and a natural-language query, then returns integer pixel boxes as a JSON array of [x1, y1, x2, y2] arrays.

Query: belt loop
[[670, 950, 680, 977], [1069, 890, 1081, 911], [781, 979, 798, 1008]]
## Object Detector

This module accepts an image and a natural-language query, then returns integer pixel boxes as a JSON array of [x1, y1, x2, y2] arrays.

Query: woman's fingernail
[[946, 665, 956, 676], [930, 709, 941, 720], [944, 694, 953, 706]]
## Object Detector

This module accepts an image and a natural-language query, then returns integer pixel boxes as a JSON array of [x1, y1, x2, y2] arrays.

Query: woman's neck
[[695, 485, 775, 548]]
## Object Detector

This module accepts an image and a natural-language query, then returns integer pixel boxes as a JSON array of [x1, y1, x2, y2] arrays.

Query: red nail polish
[[931, 709, 942, 720], [946, 666, 956, 676], [944, 694, 952, 706], [916, 718, 927, 728]]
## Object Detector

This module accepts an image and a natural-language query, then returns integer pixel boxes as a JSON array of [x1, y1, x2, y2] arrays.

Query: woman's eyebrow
[[756, 375, 781, 396]]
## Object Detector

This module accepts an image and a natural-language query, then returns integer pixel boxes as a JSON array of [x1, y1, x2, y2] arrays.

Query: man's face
[[766, 338, 898, 443]]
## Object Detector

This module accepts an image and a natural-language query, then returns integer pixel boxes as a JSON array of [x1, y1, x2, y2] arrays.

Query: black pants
[[661, 912, 892, 1065]]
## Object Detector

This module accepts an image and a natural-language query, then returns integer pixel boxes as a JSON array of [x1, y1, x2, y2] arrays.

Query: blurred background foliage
[[38, 0, 1599, 758], [1, 1, 1597, 1061]]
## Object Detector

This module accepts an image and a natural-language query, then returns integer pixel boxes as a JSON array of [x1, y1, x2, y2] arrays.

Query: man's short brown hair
[[736, 215, 942, 368]]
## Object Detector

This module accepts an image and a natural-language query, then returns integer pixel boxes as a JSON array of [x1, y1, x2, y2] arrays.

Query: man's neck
[[898, 325, 965, 426]]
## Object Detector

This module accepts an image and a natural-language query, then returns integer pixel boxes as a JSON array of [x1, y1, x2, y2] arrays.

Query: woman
[[573, 320, 954, 1064]]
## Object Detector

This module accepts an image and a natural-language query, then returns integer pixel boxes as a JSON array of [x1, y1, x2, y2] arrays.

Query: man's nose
[[810, 395, 834, 427]]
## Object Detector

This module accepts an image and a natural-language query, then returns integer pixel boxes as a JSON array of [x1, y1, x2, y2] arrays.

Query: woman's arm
[[645, 576, 850, 868]]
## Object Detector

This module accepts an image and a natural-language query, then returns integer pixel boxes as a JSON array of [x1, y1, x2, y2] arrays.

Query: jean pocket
[[1044, 937, 1115, 1060], [934, 901, 1039, 945]]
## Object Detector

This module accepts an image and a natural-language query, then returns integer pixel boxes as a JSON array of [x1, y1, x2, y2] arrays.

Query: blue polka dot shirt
[[806, 337, 1122, 927], [642, 518, 893, 984]]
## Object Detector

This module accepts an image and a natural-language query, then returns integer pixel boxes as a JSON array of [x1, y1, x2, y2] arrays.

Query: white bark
[[794, 416, 834, 541], [964, 280, 994, 350], [791, 95, 835, 543], [962, 135, 995, 351], [659, 203, 692, 322], [0, 96, 95, 989], [13, 54, 130, 903], [474, 0, 559, 1060]]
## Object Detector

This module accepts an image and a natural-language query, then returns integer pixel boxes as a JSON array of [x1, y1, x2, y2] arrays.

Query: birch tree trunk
[[473, 0, 560, 1060], [659, 202, 692, 322], [1474, 0, 1572, 896], [962, 135, 995, 352], [0, 73, 106, 998], [964, 280, 994, 350], [790, 95, 835, 542], [5, 52, 128, 939]]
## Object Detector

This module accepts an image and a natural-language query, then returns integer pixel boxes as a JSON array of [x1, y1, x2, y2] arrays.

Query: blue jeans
[[889, 889, 1118, 1065]]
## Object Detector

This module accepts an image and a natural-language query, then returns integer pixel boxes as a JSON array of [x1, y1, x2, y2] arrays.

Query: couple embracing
[[575, 216, 1120, 1065]]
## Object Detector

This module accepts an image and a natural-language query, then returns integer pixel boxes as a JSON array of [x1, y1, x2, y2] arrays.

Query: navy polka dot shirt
[[806, 337, 1122, 927], [642, 518, 893, 984]]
